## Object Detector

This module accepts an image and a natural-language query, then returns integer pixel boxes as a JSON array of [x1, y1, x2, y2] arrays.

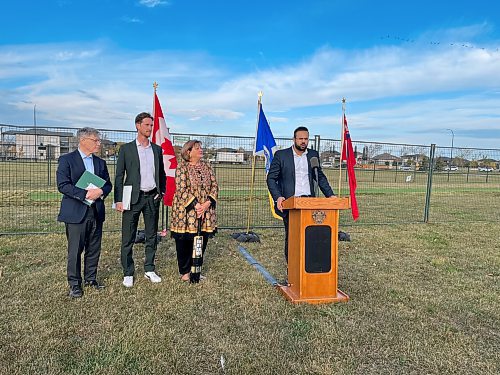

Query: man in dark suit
[[115, 112, 166, 288], [57, 127, 112, 298], [267, 126, 335, 263]]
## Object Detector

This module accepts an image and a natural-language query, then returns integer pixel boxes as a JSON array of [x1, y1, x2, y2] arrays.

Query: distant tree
[[419, 156, 429, 171], [435, 159, 446, 171], [368, 144, 383, 159], [362, 146, 368, 161]]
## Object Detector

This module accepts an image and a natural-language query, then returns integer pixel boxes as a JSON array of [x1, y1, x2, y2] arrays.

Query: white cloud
[[138, 0, 169, 8], [1, 28, 500, 148], [121, 16, 143, 24]]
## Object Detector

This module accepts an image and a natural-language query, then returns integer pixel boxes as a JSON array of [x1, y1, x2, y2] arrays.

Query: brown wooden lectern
[[278, 197, 350, 304]]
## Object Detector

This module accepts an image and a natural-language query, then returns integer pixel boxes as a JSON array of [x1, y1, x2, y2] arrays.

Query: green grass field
[[0, 222, 498, 374]]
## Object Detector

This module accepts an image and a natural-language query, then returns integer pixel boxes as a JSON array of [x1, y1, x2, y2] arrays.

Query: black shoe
[[69, 285, 83, 298], [278, 279, 289, 286], [84, 280, 105, 289]]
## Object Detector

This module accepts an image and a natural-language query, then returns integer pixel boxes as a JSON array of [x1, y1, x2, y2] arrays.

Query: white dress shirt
[[136, 139, 156, 192], [293, 147, 311, 196]]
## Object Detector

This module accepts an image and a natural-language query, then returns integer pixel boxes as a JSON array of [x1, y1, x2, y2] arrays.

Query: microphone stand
[[313, 168, 319, 197]]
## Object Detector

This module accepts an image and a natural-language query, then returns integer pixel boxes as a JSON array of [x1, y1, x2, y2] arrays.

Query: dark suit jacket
[[114, 140, 166, 205], [57, 150, 112, 224], [267, 147, 334, 216]]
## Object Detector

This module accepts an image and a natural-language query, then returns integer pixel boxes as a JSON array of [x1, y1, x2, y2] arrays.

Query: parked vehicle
[[400, 165, 412, 171], [478, 166, 493, 172], [444, 165, 458, 171], [215, 152, 244, 164], [321, 161, 333, 168]]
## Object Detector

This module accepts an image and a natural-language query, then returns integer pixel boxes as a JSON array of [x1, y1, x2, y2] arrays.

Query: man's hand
[[85, 188, 103, 201], [276, 197, 285, 212], [115, 202, 124, 212]]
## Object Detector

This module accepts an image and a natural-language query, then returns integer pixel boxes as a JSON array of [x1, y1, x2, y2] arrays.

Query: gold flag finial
[[153, 82, 158, 92]]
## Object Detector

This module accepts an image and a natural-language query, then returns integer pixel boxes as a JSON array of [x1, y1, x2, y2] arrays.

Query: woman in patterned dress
[[170, 140, 218, 281]]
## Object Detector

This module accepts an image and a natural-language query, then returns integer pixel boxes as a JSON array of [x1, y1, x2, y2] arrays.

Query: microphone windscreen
[[310, 156, 319, 168]]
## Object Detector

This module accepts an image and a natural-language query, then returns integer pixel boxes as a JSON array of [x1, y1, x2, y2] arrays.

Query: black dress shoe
[[69, 285, 83, 298], [84, 280, 105, 289], [278, 279, 289, 286]]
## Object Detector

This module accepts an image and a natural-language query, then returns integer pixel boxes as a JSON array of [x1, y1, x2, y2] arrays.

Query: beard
[[294, 141, 307, 152]]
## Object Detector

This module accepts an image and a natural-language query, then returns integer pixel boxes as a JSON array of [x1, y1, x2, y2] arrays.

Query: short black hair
[[294, 126, 309, 138], [135, 112, 153, 125]]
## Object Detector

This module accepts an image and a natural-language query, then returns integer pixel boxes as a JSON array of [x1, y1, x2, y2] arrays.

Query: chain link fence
[[1, 124, 499, 234]]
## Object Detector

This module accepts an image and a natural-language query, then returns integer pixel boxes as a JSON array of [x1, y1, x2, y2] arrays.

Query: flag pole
[[245, 91, 263, 233], [153, 81, 168, 233], [338, 98, 347, 197]]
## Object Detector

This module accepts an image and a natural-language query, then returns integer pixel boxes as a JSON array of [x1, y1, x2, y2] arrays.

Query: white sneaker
[[122, 276, 134, 288], [144, 271, 162, 283]]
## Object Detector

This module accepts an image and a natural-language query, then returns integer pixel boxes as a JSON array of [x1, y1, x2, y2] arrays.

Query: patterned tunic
[[170, 160, 218, 238]]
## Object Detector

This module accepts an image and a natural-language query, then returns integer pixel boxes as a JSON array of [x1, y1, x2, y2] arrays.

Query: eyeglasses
[[86, 138, 102, 143]]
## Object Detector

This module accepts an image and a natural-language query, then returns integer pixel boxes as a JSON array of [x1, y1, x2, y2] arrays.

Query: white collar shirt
[[135, 139, 156, 192], [78, 148, 94, 174], [293, 147, 310, 196]]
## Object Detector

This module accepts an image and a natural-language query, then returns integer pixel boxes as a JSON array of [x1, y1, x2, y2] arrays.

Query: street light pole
[[446, 128, 454, 164], [445, 129, 454, 181], [34, 104, 37, 161]]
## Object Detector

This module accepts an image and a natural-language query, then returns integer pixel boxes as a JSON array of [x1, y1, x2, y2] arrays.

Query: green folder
[[75, 170, 106, 205]]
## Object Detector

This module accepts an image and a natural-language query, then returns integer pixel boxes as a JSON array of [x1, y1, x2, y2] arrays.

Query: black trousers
[[283, 213, 289, 262], [65, 206, 103, 287], [175, 234, 209, 275], [120, 192, 160, 276]]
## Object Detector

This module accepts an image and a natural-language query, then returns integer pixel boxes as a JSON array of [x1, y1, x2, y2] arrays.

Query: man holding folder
[[57, 127, 112, 298]]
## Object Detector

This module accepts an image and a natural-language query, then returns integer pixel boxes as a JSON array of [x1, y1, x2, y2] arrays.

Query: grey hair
[[77, 127, 100, 142]]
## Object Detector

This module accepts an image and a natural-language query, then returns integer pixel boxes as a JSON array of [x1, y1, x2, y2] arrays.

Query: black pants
[[175, 234, 209, 275], [283, 213, 289, 262], [65, 206, 103, 287], [120, 192, 160, 276]]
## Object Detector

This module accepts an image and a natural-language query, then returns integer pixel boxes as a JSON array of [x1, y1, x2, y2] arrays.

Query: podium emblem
[[312, 210, 326, 224]]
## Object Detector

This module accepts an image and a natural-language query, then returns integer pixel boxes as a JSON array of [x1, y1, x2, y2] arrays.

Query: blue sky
[[1, 0, 500, 148]]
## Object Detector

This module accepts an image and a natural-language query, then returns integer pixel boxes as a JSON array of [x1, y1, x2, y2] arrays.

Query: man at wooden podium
[[267, 126, 335, 265]]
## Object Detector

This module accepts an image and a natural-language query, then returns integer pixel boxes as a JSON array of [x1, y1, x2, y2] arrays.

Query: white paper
[[84, 183, 98, 205], [122, 185, 132, 210]]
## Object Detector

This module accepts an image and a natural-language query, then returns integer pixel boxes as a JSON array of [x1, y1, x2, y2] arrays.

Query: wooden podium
[[278, 197, 350, 304]]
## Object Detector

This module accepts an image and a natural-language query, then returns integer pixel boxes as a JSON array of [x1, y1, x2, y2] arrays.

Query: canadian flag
[[152, 92, 177, 206]]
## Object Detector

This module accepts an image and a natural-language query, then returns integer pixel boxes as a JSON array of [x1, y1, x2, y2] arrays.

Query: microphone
[[310, 157, 320, 197]]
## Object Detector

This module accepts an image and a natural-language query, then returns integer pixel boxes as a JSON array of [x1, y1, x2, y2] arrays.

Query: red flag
[[341, 114, 359, 221], [152, 92, 177, 206]]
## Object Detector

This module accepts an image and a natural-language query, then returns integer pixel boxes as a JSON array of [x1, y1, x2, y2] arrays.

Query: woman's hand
[[195, 201, 211, 218]]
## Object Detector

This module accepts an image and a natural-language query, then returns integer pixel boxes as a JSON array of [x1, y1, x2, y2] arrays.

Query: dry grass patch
[[0, 223, 499, 374]]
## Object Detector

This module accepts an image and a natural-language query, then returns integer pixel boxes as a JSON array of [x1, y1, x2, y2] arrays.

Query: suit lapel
[[287, 147, 295, 182], [92, 154, 100, 175], [306, 150, 314, 195], [152, 144, 160, 182], [72, 150, 86, 177]]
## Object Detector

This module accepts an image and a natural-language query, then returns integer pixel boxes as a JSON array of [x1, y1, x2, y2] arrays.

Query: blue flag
[[254, 105, 281, 219], [254, 105, 277, 172]]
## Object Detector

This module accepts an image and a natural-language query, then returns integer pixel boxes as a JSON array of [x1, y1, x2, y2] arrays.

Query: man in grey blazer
[[115, 112, 166, 287], [267, 126, 335, 263]]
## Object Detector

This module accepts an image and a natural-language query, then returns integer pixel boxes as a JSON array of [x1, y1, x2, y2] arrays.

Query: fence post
[[423, 144, 436, 223], [47, 157, 51, 185], [314, 135, 321, 152]]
